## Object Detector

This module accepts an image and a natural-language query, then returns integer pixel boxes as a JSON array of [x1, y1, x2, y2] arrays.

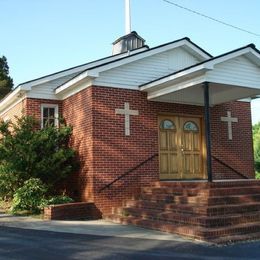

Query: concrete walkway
[[0, 214, 202, 243]]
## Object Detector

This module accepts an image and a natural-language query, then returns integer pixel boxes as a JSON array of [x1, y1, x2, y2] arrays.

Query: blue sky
[[1, 0, 260, 123]]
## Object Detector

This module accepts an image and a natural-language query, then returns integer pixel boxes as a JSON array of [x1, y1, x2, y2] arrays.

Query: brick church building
[[1, 31, 260, 242]]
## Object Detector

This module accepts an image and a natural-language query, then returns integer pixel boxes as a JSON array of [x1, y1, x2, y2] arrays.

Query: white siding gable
[[26, 72, 79, 100], [94, 47, 200, 89], [207, 55, 260, 89]]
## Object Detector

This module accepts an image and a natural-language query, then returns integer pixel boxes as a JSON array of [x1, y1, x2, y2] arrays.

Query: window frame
[[40, 104, 59, 128]]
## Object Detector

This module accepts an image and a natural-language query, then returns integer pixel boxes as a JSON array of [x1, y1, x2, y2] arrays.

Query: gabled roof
[[55, 37, 212, 94], [0, 36, 213, 113], [140, 43, 260, 90], [20, 37, 211, 90]]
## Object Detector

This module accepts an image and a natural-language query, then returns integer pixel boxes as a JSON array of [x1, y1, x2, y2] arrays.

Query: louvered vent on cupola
[[112, 31, 146, 55]]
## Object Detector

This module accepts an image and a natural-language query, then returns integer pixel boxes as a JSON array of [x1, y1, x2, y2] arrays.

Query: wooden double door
[[159, 115, 205, 180]]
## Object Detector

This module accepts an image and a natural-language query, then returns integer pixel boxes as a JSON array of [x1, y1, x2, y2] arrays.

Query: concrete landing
[[0, 214, 203, 243]]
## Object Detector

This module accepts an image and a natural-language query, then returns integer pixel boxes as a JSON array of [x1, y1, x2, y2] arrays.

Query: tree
[[253, 122, 260, 177], [0, 56, 13, 99], [0, 116, 78, 199]]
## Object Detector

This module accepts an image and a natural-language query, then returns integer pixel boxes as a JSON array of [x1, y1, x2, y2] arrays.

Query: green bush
[[256, 172, 260, 180], [253, 123, 260, 176], [255, 160, 260, 173], [0, 116, 78, 200], [44, 195, 74, 206], [0, 164, 20, 199], [11, 178, 47, 214]]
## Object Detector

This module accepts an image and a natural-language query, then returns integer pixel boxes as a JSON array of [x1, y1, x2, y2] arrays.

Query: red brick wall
[[89, 86, 254, 215], [62, 87, 94, 202], [211, 102, 254, 179]]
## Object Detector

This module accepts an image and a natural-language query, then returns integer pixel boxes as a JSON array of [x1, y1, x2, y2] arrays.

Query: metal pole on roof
[[203, 82, 213, 182], [125, 0, 131, 34]]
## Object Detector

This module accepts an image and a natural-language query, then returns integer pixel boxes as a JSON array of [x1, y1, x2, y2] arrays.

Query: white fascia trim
[[57, 78, 93, 100], [147, 76, 206, 100], [0, 85, 31, 113], [206, 47, 260, 68], [238, 98, 251, 102], [55, 71, 98, 94], [140, 64, 212, 91]]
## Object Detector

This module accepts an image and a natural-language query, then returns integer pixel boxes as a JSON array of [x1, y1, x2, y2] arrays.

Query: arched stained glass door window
[[160, 119, 176, 130], [183, 121, 199, 132]]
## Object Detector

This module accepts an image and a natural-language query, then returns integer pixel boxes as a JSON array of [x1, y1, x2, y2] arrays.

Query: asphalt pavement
[[0, 215, 260, 259]]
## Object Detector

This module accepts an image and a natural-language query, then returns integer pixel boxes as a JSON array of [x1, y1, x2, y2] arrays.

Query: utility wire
[[161, 0, 260, 37]]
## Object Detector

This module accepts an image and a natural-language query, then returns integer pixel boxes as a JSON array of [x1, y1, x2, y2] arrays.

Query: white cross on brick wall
[[221, 111, 238, 140], [115, 102, 139, 136]]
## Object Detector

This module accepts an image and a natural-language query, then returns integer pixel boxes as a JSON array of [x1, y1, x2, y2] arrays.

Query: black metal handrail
[[212, 155, 248, 179], [98, 153, 158, 192]]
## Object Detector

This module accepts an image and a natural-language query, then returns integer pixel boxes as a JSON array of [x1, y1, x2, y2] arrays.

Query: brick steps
[[106, 180, 260, 243], [124, 200, 260, 216], [142, 186, 260, 196], [107, 214, 260, 242], [114, 207, 260, 227], [137, 193, 260, 206], [124, 199, 260, 212], [154, 180, 260, 188]]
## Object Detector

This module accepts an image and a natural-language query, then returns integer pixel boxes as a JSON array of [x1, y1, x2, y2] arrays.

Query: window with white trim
[[41, 104, 59, 128]]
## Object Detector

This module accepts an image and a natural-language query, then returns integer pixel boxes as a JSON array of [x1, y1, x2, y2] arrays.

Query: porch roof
[[140, 44, 260, 106]]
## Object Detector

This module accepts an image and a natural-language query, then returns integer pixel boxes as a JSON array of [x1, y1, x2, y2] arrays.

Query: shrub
[[0, 164, 20, 199], [255, 160, 260, 173], [0, 116, 78, 199], [44, 195, 74, 206], [11, 178, 47, 214]]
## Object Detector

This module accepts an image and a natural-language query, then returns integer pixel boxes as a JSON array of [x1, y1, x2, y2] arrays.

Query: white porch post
[[203, 82, 213, 182]]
